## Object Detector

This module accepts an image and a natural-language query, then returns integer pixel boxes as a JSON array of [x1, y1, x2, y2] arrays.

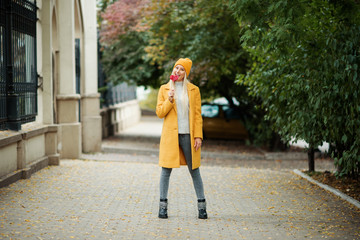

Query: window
[[75, 38, 80, 121], [0, 25, 6, 130], [0, 0, 37, 130]]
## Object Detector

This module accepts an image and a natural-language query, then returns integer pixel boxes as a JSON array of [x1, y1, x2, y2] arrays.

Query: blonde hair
[[170, 74, 189, 114]]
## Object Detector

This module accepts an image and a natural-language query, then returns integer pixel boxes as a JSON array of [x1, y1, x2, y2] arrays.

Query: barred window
[[0, 0, 37, 130]]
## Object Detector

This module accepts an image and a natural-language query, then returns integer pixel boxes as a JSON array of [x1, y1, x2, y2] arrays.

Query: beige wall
[[25, 135, 46, 165], [0, 144, 17, 178], [0, 125, 59, 187]]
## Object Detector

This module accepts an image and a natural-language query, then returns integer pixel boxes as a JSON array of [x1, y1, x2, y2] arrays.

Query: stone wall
[[101, 100, 141, 138], [0, 124, 60, 187]]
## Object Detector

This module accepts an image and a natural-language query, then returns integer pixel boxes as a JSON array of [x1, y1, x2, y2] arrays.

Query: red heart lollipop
[[170, 75, 179, 82]]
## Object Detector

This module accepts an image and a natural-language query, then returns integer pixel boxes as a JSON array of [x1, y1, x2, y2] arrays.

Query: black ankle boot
[[198, 199, 208, 219], [158, 199, 168, 219]]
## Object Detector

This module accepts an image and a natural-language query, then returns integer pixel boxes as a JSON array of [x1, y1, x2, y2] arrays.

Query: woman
[[156, 58, 207, 219]]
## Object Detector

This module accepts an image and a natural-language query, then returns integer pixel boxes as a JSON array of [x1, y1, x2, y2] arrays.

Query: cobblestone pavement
[[1, 154, 359, 239]]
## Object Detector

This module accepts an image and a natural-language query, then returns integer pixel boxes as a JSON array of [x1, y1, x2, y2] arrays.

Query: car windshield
[[201, 105, 219, 118]]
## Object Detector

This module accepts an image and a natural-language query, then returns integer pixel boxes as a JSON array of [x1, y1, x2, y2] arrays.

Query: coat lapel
[[187, 82, 196, 108]]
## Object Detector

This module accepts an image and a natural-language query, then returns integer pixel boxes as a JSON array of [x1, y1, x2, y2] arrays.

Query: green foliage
[[99, 0, 162, 88], [142, 0, 281, 146], [145, 0, 249, 96], [231, 0, 360, 176], [101, 31, 162, 88]]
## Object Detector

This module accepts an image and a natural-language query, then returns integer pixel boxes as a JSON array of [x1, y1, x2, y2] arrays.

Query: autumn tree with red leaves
[[100, 0, 148, 45], [99, 0, 162, 88]]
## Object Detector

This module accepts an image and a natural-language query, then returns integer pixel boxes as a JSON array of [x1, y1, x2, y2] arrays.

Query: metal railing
[[104, 82, 137, 107], [0, 0, 38, 130], [97, 37, 137, 108]]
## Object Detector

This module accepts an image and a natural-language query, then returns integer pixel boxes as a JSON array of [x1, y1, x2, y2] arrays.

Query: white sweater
[[175, 81, 190, 134]]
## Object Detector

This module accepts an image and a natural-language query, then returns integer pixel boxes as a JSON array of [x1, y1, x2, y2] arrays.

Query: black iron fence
[[98, 73, 137, 108], [101, 82, 137, 107], [0, 0, 38, 130], [97, 37, 137, 108]]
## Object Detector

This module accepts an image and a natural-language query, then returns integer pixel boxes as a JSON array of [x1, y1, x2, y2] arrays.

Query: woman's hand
[[194, 137, 202, 151], [168, 89, 175, 102]]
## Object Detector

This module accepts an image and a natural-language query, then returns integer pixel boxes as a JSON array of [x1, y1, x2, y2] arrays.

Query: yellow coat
[[156, 81, 203, 169]]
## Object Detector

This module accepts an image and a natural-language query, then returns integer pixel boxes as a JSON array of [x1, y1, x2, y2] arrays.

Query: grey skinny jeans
[[159, 134, 205, 200]]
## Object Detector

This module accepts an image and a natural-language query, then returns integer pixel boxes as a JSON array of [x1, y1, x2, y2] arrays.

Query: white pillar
[[80, 0, 101, 152], [58, 0, 76, 95], [56, 0, 81, 158], [40, 0, 53, 125]]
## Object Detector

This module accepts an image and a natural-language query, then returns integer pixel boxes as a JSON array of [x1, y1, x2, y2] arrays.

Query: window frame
[[0, 0, 38, 131]]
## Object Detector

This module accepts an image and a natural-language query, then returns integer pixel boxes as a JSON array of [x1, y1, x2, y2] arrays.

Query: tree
[[99, 0, 162, 88], [230, 0, 360, 176], [144, 0, 248, 104], [99, 0, 286, 148], [96, 0, 117, 26]]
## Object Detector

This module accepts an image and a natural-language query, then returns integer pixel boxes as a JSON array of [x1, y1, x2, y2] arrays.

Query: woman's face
[[172, 65, 186, 81]]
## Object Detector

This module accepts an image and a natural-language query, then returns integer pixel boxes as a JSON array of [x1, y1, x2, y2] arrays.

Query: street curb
[[293, 169, 360, 209]]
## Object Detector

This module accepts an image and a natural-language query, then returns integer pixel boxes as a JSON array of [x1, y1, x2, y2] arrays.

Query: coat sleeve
[[193, 87, 203, 139], [156, 85, 175, 119]]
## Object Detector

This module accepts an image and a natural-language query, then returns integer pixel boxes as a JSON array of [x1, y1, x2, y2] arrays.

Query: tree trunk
[[334, 142, 344, 175], [308, 147, 315, 172]]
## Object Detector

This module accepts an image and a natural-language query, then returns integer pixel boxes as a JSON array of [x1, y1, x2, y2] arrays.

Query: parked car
[[201, 103, 248, 140]]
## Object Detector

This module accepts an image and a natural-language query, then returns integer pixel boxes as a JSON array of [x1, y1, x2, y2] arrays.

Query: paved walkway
[[1, 158, 359, 239], [1, 117, 359, 239]]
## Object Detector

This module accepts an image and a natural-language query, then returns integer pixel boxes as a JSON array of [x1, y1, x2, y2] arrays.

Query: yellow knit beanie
[[173, 58, 192, 77]]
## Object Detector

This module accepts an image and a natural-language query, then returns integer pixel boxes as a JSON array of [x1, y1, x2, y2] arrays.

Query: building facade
[[0, 0, 102, 187]]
